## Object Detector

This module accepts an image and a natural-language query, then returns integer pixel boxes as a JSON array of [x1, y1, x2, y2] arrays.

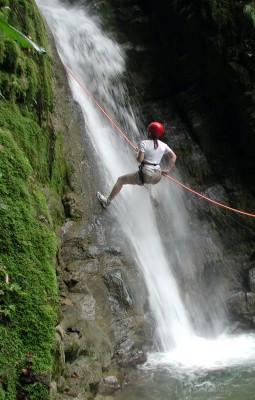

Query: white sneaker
[[97, 192, 111, 209]]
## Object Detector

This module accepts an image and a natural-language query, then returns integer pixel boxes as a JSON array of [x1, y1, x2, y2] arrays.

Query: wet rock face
[[54, 213, 151, 398], [48, 30, 151, 398], [103, 269, 133, 307], [229, 292, 255, 328], [228, 265, 255, 328], [48, 1, 255, 397], [249, 268, 255, 293], [52, 166, 152, 396]]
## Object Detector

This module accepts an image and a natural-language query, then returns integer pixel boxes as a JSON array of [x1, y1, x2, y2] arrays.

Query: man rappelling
[[97, 121, 177, 208]]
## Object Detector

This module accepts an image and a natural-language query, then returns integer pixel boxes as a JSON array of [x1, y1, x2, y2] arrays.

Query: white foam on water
[[144, 333, 255, 372]]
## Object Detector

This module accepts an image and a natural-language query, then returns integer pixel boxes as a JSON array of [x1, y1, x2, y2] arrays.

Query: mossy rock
[[1, 38, 22, 72], [0, 1, 67, 398]]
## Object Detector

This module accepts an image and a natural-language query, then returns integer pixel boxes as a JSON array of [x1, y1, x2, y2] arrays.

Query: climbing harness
[[63, 63, 255, 219], [138, 163, 145, 185], [138, 161, 159, 185]]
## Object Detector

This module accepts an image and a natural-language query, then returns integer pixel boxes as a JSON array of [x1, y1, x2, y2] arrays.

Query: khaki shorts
[[126, 166, 162, 186]]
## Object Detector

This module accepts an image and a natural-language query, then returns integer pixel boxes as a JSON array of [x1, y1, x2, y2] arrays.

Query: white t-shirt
[[138, 139, 171, 166]]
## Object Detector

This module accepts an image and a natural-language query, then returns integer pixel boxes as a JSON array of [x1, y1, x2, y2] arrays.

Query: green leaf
[[244, 4, 255, 28], [0, 15, 46, 54], [0, 201, 8, 210]]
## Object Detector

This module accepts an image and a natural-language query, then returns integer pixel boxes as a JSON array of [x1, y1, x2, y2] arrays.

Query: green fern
[[244, 4, 255, 27]]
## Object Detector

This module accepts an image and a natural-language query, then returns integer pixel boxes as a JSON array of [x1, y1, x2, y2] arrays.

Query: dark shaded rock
[[116, 337, 147, 367], [249, 268, 255, 293], [65, 259, 100, 274], [103, 269, 133, 307], [228, 291, 255, 327]]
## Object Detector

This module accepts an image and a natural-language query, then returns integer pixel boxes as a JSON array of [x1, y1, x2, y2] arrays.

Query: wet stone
[[249, 268, 255, 292], [66, 259, 100, 275], [103, 270, 132, 307]]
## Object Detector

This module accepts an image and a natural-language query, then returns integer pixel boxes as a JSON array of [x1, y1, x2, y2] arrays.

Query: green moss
[[26, 58, 39, 101], [0, 100, 68, 195], [210, 0, 231, 27], [0, 1, 68, 398], [0, 129, 58, 399], [244, 3, 255, 27], [0, 32, 5, 64], [0, 0, 53, 119], [0, 0, 9, 7], [0, 102, 49, 180], [1, 39, 21, 72], [50, 130, 68, 195]]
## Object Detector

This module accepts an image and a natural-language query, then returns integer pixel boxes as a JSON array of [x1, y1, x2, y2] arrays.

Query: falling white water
[[36, 0, 255, 368], [35, 0, 193, 350]]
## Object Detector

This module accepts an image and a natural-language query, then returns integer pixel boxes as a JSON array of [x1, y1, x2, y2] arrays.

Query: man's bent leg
[[108, 173, 140, 201]]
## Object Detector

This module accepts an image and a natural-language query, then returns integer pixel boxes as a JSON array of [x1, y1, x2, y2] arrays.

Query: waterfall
[[35, 0, 255, 381], [36, 0, 197, 351]]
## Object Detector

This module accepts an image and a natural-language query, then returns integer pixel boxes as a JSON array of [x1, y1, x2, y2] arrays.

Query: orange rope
[[64, 64, 137, 151], [164, 175, 255, 218], [64, 63, 255, 219]]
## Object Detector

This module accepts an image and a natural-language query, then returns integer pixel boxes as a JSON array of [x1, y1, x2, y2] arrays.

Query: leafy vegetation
[[0, 0, 52, 121], [0, 15, 46, 53], [244, 2, 255, 27], [0, 1, 67, 399]]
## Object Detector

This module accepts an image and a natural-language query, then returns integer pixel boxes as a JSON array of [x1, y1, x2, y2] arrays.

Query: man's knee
[[121, 176, 132, 186], [117, 176, 125, 185]]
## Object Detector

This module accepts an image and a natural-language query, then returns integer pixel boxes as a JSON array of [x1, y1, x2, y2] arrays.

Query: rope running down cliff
[[64, 63, 255, 219]]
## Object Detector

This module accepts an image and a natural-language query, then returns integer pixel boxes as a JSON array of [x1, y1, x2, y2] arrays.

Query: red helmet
[[147, 121, 164, 137]]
